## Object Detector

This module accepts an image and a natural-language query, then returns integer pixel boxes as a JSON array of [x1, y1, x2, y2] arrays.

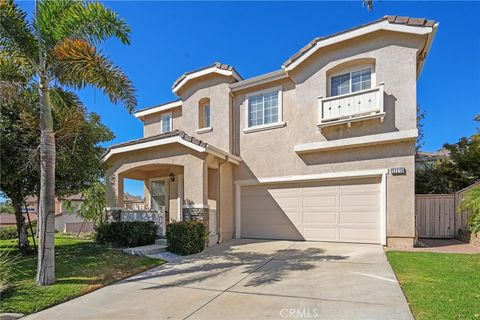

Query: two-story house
[[104, 16, 438, 248]]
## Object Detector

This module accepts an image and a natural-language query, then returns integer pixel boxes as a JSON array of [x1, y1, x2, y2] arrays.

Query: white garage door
[[241, 177, 381, 244]]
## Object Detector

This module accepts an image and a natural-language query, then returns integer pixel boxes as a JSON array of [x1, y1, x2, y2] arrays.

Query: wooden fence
[[415, 181, 479, 238]]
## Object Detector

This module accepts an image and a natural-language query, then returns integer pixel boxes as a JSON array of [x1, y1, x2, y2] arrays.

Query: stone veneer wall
[[457, 228, 480, 248], [182, 207, 209, 232]]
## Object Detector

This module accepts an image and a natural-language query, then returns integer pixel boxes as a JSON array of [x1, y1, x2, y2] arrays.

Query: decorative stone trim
[[457, 228, 480, 248], [183, 207, 209, 233], [106, 209, 122, 222]]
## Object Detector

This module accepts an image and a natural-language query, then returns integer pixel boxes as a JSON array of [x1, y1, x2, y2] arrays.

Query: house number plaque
[[391, 167, 406, 175]]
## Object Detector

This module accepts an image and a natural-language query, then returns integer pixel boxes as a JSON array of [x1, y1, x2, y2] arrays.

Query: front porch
[[104, 131, 239, 244]]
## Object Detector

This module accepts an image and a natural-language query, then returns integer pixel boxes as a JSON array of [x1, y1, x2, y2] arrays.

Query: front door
[[151, 179, 167, 211]]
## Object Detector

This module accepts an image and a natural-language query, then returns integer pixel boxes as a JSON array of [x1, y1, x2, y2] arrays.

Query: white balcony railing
[[318, 83, 385, 129]]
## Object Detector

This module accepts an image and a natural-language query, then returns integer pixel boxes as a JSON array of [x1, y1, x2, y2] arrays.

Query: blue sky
[[17, 1, 480, 197]]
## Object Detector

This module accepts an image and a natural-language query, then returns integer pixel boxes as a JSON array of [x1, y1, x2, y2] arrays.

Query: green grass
[[0, 234, 164, 315], [387, 251, 480, 320]]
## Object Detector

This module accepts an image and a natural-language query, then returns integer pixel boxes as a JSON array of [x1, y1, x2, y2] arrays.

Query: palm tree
[[0, 0, 136, 285]]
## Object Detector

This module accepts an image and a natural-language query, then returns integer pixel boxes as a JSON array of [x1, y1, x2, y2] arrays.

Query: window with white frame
[[331, 68, 371, 97], [248, 89, 280, 127], [161, 112, 172, 133]]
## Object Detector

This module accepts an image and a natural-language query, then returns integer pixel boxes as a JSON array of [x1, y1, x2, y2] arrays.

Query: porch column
[[182, 157, 209, 229], [117, 174, 125, 208], [219, 162, 234, 242]]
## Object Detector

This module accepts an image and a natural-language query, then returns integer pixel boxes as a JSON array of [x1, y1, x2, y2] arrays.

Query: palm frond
[[34, 0, 77, 49], [51, 39, 137, 112], [46, 0, 131, 46], [0, 0, 39, 69], [0, 53, 35, 105], [49, 86, 84, 112]]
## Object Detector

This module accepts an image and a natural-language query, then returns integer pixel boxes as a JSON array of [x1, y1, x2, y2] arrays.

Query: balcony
[[318, 83, 385, 130]]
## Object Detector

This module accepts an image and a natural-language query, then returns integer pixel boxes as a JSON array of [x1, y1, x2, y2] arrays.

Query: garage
[[240, 177, 381, 244]]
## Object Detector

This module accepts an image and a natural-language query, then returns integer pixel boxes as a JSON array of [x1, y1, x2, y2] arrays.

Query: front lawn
[[0, 234, 164, 315], [387, 251, 480, 320]]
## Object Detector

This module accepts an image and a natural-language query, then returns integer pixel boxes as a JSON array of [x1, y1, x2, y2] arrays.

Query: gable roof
[[104, 130, 241, 164], [283, 15, 437, 73], [172, 62, 243, 94]]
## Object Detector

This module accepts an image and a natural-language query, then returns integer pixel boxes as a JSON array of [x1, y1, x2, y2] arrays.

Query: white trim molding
[[134, 100, 182, 119], [234, 169, 388, 245], [104, 135, 242, 165], [173, 66, 242, 94], [284, 20, 434, 72], [230, 69, 288, 92], [294, 129, 418, 154], [196, 126, 213, 134], [243, 121, 286, 134]]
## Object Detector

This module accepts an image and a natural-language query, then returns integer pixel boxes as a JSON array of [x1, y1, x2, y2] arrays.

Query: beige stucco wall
[[177, 74, 235, 152], [231, 31, 424, 244], [142, 107, 182, 137]]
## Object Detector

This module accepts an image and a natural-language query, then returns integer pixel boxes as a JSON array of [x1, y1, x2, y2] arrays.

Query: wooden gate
[[415, 194, 455, 238]]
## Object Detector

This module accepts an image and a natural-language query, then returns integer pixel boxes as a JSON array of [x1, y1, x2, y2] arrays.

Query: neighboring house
[[25, 195, 94, 233], [0, 212, 37, 229], [104, 16, 438, 248], [416, 149, 449, 169], [123, 193, 146, 210]]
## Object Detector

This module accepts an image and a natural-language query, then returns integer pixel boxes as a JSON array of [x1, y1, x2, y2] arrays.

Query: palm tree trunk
[[36, 76, 56, 286]]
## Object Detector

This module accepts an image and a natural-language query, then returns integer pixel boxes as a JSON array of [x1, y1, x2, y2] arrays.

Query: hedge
[[0, 227, 17, 240], [95, 221, 157, 247], [166, 221, 208, 255]]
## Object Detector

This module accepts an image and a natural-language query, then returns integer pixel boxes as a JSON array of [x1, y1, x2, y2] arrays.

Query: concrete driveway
[[25, 240, 413, 320]]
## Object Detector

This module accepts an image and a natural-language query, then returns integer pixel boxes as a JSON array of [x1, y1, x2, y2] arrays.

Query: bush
[[0, 227, 18, 240], [166, 221, 208, 255], [460, 185, 480, 234], [94, 221, 157, 247]]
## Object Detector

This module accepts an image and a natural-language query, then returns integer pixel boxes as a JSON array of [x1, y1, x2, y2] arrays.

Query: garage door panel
[[339, 211, 378, 224], [303, 194, 337, 207], [303, 227, 337, 241], [339, 194, 378, 208], [339, 227, 379, 242], [241, 177, 380, 244], [303, 212, 337, 224]]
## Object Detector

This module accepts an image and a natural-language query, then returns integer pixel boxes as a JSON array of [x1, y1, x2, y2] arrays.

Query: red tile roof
[[283, 15, 436, 67], [0, 213, 38, 225]]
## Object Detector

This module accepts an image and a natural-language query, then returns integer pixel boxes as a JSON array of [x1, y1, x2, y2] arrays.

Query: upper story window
[[196, 98, 212, 134], [331, 68, 371, 97], [198, 98, 211, 129], [161, 112, 172, 133], [247, 87, 282, 128]]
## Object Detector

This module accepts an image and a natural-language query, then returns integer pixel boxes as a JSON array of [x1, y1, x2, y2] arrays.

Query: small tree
[[459, 185, 480, 234], [65, 181, 106, 228]]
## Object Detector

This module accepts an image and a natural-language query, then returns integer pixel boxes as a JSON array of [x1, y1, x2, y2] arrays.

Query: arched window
[[198, 98, 211, 129]]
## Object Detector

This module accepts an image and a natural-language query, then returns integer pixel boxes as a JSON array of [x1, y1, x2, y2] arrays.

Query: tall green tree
[[0, 0, 136, 285], [1, 52, 114, 253], [416, 116, 480, 194]]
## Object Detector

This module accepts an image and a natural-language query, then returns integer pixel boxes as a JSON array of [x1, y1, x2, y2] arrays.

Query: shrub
[[166, 221, 208, 255], [0, 250, 21, 294], [0, 227, 18, 240], [460, 185, 480, 234], [95, 221, 157, 247]]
